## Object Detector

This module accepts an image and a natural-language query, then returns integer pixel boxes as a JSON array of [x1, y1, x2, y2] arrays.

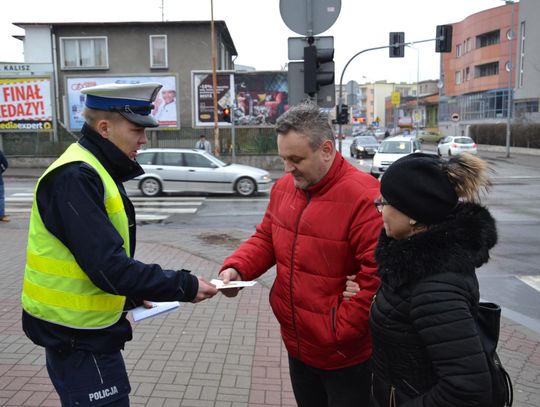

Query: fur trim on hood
[[376, 202, 497, 288]]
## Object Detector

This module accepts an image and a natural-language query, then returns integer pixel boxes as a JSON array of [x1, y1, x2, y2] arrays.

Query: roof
[[13, 20, 237, 55], [383, 136, 419, 142]]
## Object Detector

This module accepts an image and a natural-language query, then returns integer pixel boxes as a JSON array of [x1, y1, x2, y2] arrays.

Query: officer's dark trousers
[[288, 355, 371, 407], [46, 348, 130, 406]]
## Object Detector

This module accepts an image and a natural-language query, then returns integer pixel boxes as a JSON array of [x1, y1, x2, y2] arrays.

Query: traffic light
[[304, 45, 335, 96], [222, 106, 231, 123], [389, 32, 405, 58], [435, 25, 453, 53], [336, 104, 349, 125]]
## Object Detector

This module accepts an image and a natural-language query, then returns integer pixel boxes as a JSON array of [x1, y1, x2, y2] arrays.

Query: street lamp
[[504, 0, 515, 158], [406, 44, 420, 130]]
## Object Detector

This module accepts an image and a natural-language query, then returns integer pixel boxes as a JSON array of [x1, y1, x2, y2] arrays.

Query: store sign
[[0, 77, 53, 131], [0, 63, 53, 75]]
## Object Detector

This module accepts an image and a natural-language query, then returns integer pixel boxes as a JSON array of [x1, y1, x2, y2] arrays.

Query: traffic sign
[[451, 112, 460, 121], [288, 36, 334, 60], [280, 0, 341, 36], [391, 92, 401, 106]]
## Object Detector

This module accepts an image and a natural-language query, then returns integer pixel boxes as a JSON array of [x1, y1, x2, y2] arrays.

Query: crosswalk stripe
[[5, 195, 205, 221], [134, 201, 203, 207], [517, 276, 540, 293], [135, 208, 198, 214]]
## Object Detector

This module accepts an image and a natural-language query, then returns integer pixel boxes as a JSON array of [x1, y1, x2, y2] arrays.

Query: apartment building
[[438, 1, 540, 137]]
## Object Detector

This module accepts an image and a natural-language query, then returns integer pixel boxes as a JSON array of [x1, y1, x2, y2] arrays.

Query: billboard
[[234, 71, 288, 126], [0, 77, 53, 132], [66, 75, 178, 130], [192, 71, 234, 127], [192, 71, 288, 128]]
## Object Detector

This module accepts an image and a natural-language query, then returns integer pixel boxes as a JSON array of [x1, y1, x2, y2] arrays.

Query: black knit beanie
[[380, 153, 458, 225]]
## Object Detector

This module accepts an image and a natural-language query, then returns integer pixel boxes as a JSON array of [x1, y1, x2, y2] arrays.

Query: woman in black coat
[[346, 152, 497, 406]]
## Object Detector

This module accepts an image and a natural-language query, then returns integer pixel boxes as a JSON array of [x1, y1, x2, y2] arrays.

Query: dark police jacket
[[22, 123, 198, 353], [370, 203, 498, 407]]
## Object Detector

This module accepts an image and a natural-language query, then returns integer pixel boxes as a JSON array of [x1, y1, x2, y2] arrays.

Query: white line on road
[[517, 275, 540, 293], [134, 208, 198, 214]]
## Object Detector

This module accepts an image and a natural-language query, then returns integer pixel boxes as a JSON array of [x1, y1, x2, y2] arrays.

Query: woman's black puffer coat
[[370, 203, 498, 407]]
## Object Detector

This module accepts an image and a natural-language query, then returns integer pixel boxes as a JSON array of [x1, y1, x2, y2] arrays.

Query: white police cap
[[81, 82, 163, 128]]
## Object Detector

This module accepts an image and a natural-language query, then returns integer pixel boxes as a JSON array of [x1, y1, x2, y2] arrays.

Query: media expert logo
[[0, 121, 53, 130]]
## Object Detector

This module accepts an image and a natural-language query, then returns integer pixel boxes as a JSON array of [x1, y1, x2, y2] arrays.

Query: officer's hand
[[191, 276, 218, 303], [219, 268, 242, 298], [343, 275, 360, 301], [143, 300, 154, 309]]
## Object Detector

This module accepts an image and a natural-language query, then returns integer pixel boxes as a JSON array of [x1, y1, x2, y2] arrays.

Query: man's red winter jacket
[[221, 153, 383, 370]]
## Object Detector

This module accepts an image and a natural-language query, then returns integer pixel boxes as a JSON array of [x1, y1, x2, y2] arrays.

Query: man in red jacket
[[219, 103, 383, 407]]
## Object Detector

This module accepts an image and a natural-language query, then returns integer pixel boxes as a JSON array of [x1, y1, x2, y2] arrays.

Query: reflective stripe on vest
[[21, 143, 129, 329]]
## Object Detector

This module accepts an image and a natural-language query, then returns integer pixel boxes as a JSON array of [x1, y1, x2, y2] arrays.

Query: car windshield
[[454, 137, 475, 144], [378, 141, 412, 154], [356, 136, 378, 144]]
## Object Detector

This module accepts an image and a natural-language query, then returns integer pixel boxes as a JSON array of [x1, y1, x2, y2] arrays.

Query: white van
[[370, 136, 422, 179]]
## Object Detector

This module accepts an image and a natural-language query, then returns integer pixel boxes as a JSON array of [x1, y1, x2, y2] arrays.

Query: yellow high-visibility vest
[[21, 143, 129, 329]]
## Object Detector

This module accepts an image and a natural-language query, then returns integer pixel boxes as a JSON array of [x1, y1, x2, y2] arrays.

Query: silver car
[[131, 148, 273, 197]]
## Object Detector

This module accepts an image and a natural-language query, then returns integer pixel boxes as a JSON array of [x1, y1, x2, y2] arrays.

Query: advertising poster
[[66, 75, 178, 130], [0, 77, 52, 132], [234, 71, 288, 127], [193, 72, 234, 127]]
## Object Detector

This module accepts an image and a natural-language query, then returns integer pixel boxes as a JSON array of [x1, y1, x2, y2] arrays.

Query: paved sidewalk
[[1, 174, 539, 406]]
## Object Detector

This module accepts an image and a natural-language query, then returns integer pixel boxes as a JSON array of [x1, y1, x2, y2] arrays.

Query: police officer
[[21, 82, 218, 406]]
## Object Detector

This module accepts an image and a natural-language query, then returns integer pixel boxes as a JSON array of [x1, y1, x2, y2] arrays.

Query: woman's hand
[[343, 275, 360, 301]]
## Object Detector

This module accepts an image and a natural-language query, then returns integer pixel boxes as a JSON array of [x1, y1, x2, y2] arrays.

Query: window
[[60, 37, 108, 69], [158, 152, 182, 166], [456, 44, 462, 57], [183, 153, 214, 168], [475, 62, 499, 78], [455, 70, 462, 85], [135, 152, 156, 165], [515, 100, 538, 114], [150, 35, 168, 68], [465, 67, 470, 81], [476, 30, 500, 48], [466, 37, 472, 52]]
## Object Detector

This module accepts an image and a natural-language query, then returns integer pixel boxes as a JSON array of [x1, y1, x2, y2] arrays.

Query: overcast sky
[[1, 0, 512, 84]]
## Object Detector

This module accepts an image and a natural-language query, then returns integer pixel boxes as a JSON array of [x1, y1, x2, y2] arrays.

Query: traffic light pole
[[231, 104, 237, 163], [336, 37, 441, 154]]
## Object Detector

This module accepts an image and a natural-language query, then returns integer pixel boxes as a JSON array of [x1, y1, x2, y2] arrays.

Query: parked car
[[417, 130, 442, 143], [437, 136, 477, 157], [373, 129, 386, 140], [350, 135, 379, 158], [370, 136, 422, 179], [130, 148, 273, 197]]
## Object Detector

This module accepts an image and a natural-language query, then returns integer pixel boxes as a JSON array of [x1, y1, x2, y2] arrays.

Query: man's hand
[[219, 268, 242, 298], [191, 277, 218, 303], [343, 275, 360, 301]]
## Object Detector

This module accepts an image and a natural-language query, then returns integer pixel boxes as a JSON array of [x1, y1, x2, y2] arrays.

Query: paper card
[[131, 301, 180, 322], [210, 279, 257, 290]]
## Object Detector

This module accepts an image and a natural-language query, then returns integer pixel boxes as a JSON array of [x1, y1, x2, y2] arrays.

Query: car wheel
[[140, 177, 162, 197], [235, 177, 256, 197]]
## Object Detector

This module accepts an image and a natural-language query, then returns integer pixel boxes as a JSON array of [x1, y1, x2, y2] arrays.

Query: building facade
[[13, 21, 237, 136], [438, 2, 540, 138]]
